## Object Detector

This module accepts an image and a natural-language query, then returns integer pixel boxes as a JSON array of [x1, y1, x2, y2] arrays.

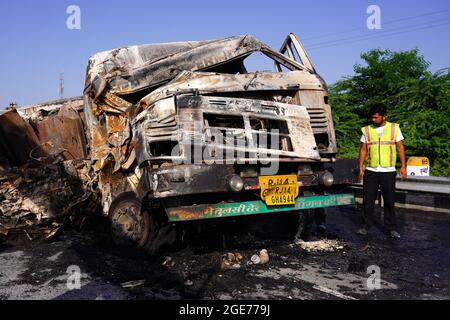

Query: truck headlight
[[228, 175, 244, 192], [319, 171, 334, 187]]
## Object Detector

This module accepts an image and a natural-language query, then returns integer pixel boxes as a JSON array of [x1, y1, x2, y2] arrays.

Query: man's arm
[[396, 140, 407, 179], [359, 142, 367, 180]]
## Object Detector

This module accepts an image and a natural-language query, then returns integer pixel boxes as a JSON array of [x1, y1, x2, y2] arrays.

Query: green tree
[[329, 48, 450, 176]]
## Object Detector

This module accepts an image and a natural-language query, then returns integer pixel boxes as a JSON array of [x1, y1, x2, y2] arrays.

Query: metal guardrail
[[395, 176, 450, 195], [350, 175, 450, 213], [352, 176, 450, 195]]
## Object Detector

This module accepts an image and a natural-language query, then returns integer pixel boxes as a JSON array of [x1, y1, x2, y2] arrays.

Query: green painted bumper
[[166, 193, 355, 222]]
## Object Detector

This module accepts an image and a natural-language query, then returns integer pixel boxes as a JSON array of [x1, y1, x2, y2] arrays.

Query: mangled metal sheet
[[137, 70, 324, 107], [81, 92, 144, 174], [0, 109, 43, 167], [84, 35, 297, 97], [0, 159, 96, 240], [36, 105, 88, 161], [0, 98, 96, 239], [0, 98, 88, 166], [0, 161, 90, 221], [16, 97, 83, 120]]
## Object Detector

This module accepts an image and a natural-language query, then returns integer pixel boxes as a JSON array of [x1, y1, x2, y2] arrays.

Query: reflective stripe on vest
[[361, 122, 399, 168]]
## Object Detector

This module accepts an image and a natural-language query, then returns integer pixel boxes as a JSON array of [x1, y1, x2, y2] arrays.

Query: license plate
[[258, 175, 299, 206]]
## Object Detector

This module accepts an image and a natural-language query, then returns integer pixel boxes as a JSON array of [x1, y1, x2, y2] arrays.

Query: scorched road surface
[[0, 205, 449, 300]]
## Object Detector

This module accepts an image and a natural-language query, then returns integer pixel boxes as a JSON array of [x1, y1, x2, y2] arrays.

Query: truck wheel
[[294, 210, 312, 242], [294, 209, 327, 241], [142, 209, 178, 256], [109, 193, 150, 248]]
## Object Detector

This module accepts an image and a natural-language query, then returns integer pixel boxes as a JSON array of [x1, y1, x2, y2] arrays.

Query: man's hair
[[368, 103, 387, 117]]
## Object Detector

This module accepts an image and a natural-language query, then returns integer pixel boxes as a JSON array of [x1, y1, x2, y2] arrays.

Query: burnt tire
[[142, 209, 178, 256], [108, 193, 150, 249], [294, 210, 310, 241], [294, 209, 327, 241]]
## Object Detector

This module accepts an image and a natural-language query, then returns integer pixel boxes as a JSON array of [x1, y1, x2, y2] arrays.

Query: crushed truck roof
[[84, 35, 310, 98]]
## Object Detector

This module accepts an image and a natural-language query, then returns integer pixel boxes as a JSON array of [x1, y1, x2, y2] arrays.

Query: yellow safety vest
[[361, 122, 399, 168]]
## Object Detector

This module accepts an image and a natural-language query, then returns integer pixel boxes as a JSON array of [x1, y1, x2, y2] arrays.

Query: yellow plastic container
[[407, 157, 430, 176]]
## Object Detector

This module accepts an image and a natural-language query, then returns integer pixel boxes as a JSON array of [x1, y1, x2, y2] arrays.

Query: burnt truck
[[82, 33, 358, 252]]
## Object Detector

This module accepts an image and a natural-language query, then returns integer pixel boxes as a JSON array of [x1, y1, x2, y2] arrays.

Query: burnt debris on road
[[0, 205, 449, 300]]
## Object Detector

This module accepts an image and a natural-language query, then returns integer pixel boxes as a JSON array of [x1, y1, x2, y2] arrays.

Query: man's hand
[[396, 141, 407, 180], [359, 142, 367, 183], [400, 166, 407, 180]]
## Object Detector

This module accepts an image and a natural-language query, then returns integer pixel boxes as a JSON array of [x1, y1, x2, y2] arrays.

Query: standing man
[[357, 103, 406, 239]]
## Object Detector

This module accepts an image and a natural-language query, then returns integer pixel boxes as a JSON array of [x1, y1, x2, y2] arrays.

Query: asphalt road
[[1, 204, 449, 300]]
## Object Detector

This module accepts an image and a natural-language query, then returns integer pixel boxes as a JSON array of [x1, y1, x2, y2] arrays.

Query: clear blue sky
[[1, 0, 449, 108]]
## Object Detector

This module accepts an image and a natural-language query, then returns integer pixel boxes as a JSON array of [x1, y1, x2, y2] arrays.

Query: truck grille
[[202, 112, 293, 152], [140, 95, 321, 162], [306, 107, 328, 133]]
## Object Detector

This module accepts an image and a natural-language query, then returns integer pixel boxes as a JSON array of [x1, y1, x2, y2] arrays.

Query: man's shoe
[[356, 228, 368, 236], [390, 230, 401, 239]]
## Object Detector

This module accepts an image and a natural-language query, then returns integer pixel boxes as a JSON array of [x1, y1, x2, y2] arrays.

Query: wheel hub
[[110, 199, 149, 247]]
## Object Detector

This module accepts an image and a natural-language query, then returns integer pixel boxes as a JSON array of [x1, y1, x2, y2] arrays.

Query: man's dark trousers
[[362, 170, 397, 231]]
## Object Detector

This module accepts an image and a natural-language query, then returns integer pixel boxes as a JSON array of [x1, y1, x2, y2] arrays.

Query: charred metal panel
[[36, 106, 88, 160], [17, 97, 84, 121], [0, 109, 43, 167], [138, 70, 323, 108], [97, 161, 142, 215], [83, 93, 133, 172], [0, 98, 99, 235], [142, 164, 235, 198], [297, 89, 337, 154]]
